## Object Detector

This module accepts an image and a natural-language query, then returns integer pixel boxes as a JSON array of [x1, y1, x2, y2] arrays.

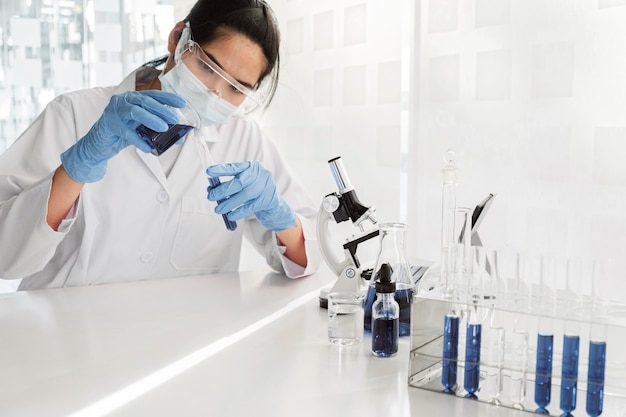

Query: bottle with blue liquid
[[363, 223, 414, 337], [371, 263, 399, 357]]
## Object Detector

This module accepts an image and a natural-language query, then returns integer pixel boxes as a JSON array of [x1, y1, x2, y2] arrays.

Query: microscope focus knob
[[322, 194, 340, 213]]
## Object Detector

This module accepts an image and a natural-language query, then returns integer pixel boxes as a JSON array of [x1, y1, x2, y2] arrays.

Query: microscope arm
[[316, 204, 354, 277]]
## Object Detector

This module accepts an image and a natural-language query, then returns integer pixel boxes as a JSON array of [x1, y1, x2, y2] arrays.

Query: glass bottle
[[363, 222, 414, 336], [371, 263, 399, 357]]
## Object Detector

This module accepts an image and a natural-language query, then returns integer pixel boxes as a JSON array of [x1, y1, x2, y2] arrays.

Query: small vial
[[371, 263, 399, 358], [208, 176, 237, 231]]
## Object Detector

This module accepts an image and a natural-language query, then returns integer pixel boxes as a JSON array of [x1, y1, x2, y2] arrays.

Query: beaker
[[136, 104, 201, 156], [363, 222, 414, 336]]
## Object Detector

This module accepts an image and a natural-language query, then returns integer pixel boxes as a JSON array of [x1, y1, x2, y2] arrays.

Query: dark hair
[[185, 0, 281, 108]]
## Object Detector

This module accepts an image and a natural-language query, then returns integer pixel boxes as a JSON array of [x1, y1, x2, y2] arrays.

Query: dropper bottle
[[371, 263, 400, 357]]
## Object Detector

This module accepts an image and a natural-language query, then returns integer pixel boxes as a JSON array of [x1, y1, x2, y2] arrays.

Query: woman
[[0, 0, 321, 290]]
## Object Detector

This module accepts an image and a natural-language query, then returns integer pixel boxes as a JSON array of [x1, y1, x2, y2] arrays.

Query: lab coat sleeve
[[240, 127, 322, 278], [245, 211, 321, 279], [0, 96, 81, 279]]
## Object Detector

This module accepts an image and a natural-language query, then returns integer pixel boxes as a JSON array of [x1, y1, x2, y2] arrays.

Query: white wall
[[407, 0, 626, 296], [242, 0, 411, 270]]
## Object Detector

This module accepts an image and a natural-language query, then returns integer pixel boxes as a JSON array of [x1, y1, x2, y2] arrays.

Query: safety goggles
[[179, 40, 262, 115]]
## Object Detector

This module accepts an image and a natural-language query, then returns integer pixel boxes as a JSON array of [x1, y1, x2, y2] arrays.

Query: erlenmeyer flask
[[363, 222, 414, 336]]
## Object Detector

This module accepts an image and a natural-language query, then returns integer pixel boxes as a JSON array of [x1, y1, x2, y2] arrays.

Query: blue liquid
[[586, 341, 606, 417], [364, 286, 412, 336], [208, 177, 237, 231], [535, 334, 554, 413], [560, 335, 580, 416], [372, 317, 399, 357], [464, 323, 481, 399], [136, 123, 193, 155], [442, 315, 459, 393]]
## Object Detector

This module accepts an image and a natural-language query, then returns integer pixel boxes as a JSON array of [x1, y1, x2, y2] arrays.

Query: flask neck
[[373, 223, 412, 287]]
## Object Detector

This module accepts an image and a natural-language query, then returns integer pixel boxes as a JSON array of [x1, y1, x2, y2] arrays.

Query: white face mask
[[159, 25, 238, 127], [159, 63, 237, 127]]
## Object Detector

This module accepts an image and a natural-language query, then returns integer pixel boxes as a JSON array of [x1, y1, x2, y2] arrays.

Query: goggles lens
[[179, 41, 261, 115]]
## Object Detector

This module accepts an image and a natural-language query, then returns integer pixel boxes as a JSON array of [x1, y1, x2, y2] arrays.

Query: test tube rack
[[408, 285, 626, 417]]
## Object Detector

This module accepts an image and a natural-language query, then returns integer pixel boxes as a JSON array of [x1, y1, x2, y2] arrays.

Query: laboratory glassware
[[364, 223, 414, 336], [463, 246, 488, 400], [136, 104, 201, 156], [484, 248, 505, 405], [371, 263, 400, 357], [418, 149, 459, 296], [208, 176, 238, 231], [441, 208, 471, 393], [327, 292, 364, 346], [534, 255, 555, 414]]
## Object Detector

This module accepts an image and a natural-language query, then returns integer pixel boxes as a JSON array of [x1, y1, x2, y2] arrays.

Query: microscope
[[317, 157, 380, 308]]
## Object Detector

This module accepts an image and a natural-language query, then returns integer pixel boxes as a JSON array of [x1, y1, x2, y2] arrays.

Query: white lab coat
[[0, 67, 321, 290]]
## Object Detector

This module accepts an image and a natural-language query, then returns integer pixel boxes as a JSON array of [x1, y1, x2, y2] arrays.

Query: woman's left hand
[[206, 162, 297, 232]]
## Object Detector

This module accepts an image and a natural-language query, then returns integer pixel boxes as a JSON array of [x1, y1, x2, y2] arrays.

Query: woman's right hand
[[60, 90, 186, 183]]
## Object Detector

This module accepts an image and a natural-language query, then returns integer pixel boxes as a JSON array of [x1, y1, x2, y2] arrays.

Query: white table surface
[[0, 267, 526, 417]]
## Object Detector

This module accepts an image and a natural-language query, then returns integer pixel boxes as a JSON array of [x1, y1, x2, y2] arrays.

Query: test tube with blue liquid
[[534, 255, 555, 415], [463, 312, 481, 400], [208, 176, 237, 231], [587, 325, 607, 417], [441, 207, 471, 394], [535, 328, 554, 414], [560, 258, 582, 417], [463, 245, 487, 400], [560, 321, 580, 417], [586, 259, 610, 417]]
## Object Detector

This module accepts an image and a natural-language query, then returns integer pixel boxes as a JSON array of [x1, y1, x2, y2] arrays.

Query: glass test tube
[[586, 324, 607, 417], [508, 251, 528, 410], [208, 177, 237, 231], [560, 321, 580, 417], [441, 207, 471, 393], [534, 255, 555, 414], [463, 246, 486, 400], [510, 314, 529, 410], [560, 258, 582, 417], [484, 249, 504, 405], [587, 260, 610, 417]]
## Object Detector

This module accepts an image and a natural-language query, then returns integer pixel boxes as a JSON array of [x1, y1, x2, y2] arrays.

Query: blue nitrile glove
[[206, 162, 298, 232], [60, 90, 186, 183]]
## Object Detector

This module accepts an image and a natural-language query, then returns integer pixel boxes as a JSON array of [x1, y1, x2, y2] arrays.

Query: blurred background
[[1, 0, 625, 296]]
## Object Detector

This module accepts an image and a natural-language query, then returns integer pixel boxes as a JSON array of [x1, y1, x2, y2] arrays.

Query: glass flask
[[417, 149, 459, 296], [363, 222, 414, 336]]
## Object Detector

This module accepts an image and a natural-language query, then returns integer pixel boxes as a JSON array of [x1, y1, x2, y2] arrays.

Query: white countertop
[[0, 268, 526, 417]]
